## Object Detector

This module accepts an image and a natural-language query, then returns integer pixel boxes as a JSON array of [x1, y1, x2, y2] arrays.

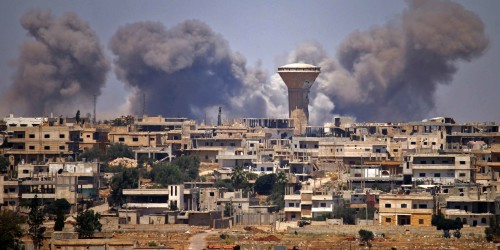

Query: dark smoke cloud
[[1, 10, 110, 116], [286, 0, 489, 123], [110, 20, 282, 120]]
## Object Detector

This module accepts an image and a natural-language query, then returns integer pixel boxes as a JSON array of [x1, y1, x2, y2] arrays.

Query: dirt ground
[[111, 226, 208, 249], [205, 225, 497, 250]]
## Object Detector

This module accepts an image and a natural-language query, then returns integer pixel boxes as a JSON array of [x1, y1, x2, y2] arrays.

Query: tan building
[[378, 192, 434, 226]]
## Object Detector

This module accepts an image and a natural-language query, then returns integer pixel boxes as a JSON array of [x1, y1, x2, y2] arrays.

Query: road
[[188, 230, 217, 250]]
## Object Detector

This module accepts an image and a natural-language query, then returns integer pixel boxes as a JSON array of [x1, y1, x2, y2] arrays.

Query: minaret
[[278, 63, 320, 135]]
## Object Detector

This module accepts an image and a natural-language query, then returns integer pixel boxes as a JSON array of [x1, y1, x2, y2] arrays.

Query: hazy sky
[[0, 0, 498, 123]]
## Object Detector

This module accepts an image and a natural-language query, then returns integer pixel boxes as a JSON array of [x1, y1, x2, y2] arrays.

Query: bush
[[359, 229, 374, 247]]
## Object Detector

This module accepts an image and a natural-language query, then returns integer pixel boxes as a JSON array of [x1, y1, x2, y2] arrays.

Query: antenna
[[93, 94, 97, 124]]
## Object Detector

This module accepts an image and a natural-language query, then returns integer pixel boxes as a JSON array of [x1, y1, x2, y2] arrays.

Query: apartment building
[[404, 154, 472, 184]]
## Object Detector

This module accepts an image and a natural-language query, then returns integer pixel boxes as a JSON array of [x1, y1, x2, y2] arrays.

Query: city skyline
[[0, 0, 499, 124]]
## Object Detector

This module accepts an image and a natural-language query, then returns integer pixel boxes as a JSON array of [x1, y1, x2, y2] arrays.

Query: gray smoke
[[286, 0, 489, 123], [1, 10, 110, 116], [110, 20, 283, 120]]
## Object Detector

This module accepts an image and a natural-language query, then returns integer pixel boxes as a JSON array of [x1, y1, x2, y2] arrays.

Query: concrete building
[[278, 63, 320, 135], [378, 192, 434, 226]]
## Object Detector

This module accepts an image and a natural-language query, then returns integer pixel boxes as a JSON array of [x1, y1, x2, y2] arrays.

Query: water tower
[[278, 63, 320, 135]]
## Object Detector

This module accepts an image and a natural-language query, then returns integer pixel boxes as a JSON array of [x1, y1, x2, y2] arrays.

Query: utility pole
[[142, 92, 146, 117]]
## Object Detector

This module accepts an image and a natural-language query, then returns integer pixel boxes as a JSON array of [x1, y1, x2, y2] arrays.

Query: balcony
[[284, 207, 301, 212], [284, 195, 301, 201], [312, 207, 333, 213]]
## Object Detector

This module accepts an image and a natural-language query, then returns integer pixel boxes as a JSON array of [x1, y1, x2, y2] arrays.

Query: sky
[[0, 0, 498, 124]]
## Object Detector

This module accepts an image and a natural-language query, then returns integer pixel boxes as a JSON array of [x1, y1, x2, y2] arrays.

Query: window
[[44, 146, 50, 150], [150, 138, 155, 141], [59, 146, 65, 150], [432, 142, 436, 145], [419, 173, 426, 177], [459, 173, 466, 177], [385, 218, 391, 223], [209, 192, 215, 197], [482, 218, 487, 224], [393, 149, 399, 152], [118, 137, 125, 142], [411, 142, 416, 145], [22, 170, 29, 174], [29, 146, 35, 150], [419, 219, 424, 224], [418, 204, 428, 209], [401, 203, 407, 208], [288, 203, 295, 207], [434, 173, 441, 177], [132, 138, 139, 142], [59, 134, 65, 138], [385, 204, 391, 208], [44, 134, 50, 138], [320, 203, 326, 208], [29, 134, 35, 138], [86, 135, 90, 138], [459, 161, 466, 165]]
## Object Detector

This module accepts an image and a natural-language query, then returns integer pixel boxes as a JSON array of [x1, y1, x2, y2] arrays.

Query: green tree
[[80, 146, 106, 162], [169, 200, 179, 211], [45, 199, 71, 232], [359, 229, 374, 248], [152, 163, 184, 186], [54, 213, 65, 231], [432, 212, 463, 237], [266, 172, 288, 209], [45, 199, 71, 216], [171, 155, 200, 181], [28, 195, 46, 250], [75, 210, 102, 238], [231, 166, 248, 190], [0, 155, 9, 173], [215, 179, 234, 191], [254, 173, 277, 195], [333, 205, 357, 225], [0, 210, 25, 249], [485, 216, 500, 242], [109, 168, 138, 208], [106, 143, 134, 161]]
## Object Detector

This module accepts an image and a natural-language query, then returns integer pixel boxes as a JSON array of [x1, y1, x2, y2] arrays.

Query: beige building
[[378, 192, 434, 226]]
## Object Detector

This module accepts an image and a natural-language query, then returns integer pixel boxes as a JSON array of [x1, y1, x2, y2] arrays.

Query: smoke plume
[[286, 0, 489, 123], [110, 20, 285, 120], [1, 10, 110, 116]]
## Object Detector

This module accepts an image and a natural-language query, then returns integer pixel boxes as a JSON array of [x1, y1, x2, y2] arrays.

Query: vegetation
[[151, 155, 200, 186], [75, 210, 102, 239], [215, 179, 234, 191], [0, 155, 9, 173], [109, 168, 139, 208], [254, 173, 277, 195], [333, 205, 357, 225], [169, 201, 179, 211], [106, 143, 134, 161], [28, 195, 46, 250], [358, 229, 374, 248], [231, 166, 248, 190], [80, 146, 106, 162], [357, 206, 377, 220], [485, 216, 500, 242], [0, 210, 25, 249], [432, 212, 463, 238], [45, 199, 71, 231]]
